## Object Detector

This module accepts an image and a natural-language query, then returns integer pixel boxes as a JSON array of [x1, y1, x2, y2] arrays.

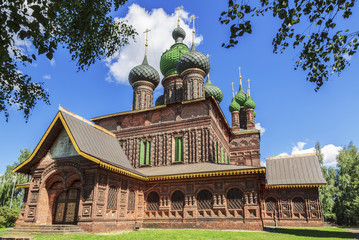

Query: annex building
[[13, 16, 326, 232]]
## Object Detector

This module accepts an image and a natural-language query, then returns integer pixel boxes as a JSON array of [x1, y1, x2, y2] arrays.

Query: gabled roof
[[13, 109, 145, 180], [266, 153, 327, 188]]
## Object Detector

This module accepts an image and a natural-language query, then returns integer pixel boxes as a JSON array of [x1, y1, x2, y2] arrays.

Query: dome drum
[[131, 80, 156, 90]]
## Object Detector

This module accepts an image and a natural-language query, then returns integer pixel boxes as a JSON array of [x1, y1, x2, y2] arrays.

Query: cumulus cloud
[[49, 58, 56, 67], [255, 122, 266, 136], [105, 4, 203, 84], [42, 74, 51, 80], [276, 141, 342, 167]]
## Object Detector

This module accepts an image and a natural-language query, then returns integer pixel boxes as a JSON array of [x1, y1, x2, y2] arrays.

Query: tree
[[315, 141, 336, 222], [334, 142, 359, 226], [220, 0, 359, 91], [0, 149, 31, 209], [1, 0, 136, 121]]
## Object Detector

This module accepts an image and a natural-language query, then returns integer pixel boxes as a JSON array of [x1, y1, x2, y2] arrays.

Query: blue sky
[[1, 0, 358, 173]]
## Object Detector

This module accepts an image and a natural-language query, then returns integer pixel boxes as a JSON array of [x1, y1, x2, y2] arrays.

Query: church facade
[[13, 18, 326, 232]]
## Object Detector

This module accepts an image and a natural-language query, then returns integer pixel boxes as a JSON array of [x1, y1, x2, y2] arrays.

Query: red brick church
[[13, 15, 326, 232]]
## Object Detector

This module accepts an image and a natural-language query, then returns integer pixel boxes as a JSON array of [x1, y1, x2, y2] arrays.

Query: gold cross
[[238, 66, 242, 86], [190, 15, 199, 33], [175, 6, 183, 24], [144, 28, 151, 55]]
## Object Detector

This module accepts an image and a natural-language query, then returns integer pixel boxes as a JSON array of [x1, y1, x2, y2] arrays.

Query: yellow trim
[[265, 183, 327, 189], [161, 74, 179, 84], [266, 152, 316, 160], [233, 129, 260, 135], [13, 112, 62, 173], [131, 80, 155, 89], [59, 106, 115, 137], [147, 167, 266, 181], [16, 184, 30, 189]]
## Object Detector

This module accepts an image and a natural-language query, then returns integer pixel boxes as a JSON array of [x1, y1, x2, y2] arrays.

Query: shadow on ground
[[264, 227, 354, 239]]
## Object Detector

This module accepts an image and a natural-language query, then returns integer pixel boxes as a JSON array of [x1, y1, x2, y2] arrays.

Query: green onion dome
[[254, 111, 256, 118], [204, 75, 223, 103], [229, 98, 241, 112], [155, 94, 164, 106], [160, 26, 190, 77], [129, 55, 160, 88], [176, 44, 211, 76], [234, 84, 247, 106], [244, 95, 256, 110]]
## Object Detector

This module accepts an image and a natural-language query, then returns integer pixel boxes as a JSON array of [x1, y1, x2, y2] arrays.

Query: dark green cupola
[[204, 74, 223, 103]]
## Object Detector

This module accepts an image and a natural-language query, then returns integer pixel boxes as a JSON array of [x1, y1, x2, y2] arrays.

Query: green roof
[[204, 75, 223, 103], [229, 98, 241, 112], [234, 84, 247, 106], [176, 44, 210, 75], [128, 55, 160, 87], [244, 95, 256, 110], [160, 43, 189, 77]]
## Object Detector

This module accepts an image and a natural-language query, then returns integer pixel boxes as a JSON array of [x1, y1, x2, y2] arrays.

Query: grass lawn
[[0, 228, 11, 232], [32, 227, 354, 240]]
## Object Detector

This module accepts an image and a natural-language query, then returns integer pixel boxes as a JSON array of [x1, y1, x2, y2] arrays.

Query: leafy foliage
[[316, 142, 336, 222], [0, 206, 19, 228], [1, 0, 136, 121], [0, 149, 31, 209], [334, 142, 359, 226], [220, 0, 359, 90]]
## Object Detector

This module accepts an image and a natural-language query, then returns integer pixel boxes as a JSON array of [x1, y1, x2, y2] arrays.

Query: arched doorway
[[53, 188, 80, 224]]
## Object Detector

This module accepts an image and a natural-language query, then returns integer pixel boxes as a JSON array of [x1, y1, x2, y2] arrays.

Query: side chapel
[[13, 10, 326, 232]]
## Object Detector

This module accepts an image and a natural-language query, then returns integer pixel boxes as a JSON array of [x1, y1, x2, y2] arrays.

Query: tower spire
[[175, 6, 183, 25], [247, 78, 251, 96], [239, 66, 242, 87], [190, 15, 199, 49]]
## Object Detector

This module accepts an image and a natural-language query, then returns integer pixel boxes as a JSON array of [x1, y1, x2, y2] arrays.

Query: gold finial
[[175, 6, 183, 24], [239, 66, 242, 87], [247, 78, 251, 96], [231, 82, 235, 98], [144, 28, 151, 56], [58, 104, 61, 110], [190, 15, 199, 45], [206, 54, 211, 58]]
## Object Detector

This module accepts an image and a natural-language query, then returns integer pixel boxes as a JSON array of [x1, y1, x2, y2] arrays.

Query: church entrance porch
[[53, 188, 80, 224]]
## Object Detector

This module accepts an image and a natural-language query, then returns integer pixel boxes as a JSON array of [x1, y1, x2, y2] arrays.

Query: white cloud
[[49, 58, 56, 67], [343, 53, 352, 61], [105, 4, 203, 84], [276, 141, 342, 167], [255, 122, 266, 135], [42, 75, 51, 80]]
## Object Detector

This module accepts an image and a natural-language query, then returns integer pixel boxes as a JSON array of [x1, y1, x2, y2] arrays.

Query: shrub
[[0, 206, 19, 228]]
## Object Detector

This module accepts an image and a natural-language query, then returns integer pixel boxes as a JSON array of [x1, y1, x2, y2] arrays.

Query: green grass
[[0, 228, 11, 232], [32, 227, 354, 240]]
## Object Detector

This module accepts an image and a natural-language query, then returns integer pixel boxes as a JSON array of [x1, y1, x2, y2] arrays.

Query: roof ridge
[[266, 152, 316, 160], [59, 105, 115, 137]]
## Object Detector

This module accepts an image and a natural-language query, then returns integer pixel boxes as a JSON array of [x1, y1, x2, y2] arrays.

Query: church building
[[13, 13, 326, 232]]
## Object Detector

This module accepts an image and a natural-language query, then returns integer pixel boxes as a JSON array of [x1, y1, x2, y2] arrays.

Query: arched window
[[197, 190, 213, 210], [128, 189, 135, 211], [146, 191, 160, 211], [265, 197, 277, 212], [107, 186, 118, 210], [227, 188, 243, 209], [293, 197, 305, 213], [171, 191, 185, 210]]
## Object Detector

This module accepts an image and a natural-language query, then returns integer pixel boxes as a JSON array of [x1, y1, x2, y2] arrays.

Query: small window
[[174, 137, 183, 162], [140, 141, 151, 165], [147, 191, 160, 211], [171, 191, 185, 210], [266, 197, 277, 212], [107, 186, 118, 210], [197, 190, 213, 210], [227, 188, 243, 209], [128, 189, 135, 211], [225, 152, 228, 164], [221, 147, 224, 163], [215, 142, 219, 163], [293, 197, 305, 213]]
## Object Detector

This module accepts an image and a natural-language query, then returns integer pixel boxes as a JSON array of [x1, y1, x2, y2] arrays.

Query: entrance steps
[[1, 225, 84, 239]]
